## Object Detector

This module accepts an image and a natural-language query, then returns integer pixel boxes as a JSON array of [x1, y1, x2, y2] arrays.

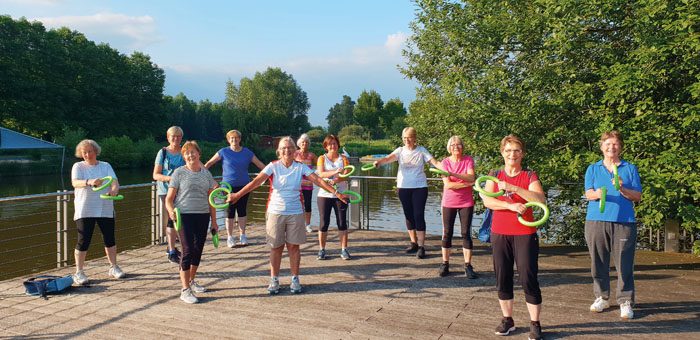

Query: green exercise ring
[[92, 176, 113, 191], [209, 187, 231, 209], [518, 202, 550, 227], [216, 182, 232, 199], [599, 186, 607, 213], [338, 165, 356, 178], [473, 175, 505, 197], [212, 229, 219, 248], [99, 194, 123, 200], [342, 190, 362, 203], [361, 163, 376, 171], [322, 181, 339, 193], [613, 164, 620, 191], [429, 168, 449, 176], [174, 208, 181, 232]]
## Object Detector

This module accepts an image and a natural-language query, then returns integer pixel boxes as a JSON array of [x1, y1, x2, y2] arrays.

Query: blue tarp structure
[[0, 127, 66, 173]]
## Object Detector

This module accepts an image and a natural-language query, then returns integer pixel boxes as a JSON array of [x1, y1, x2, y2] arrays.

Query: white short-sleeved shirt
[[71, 161, 118, 220], [391, 146, 434, 188], [262, 160, 314, 215], [317, 154, 350, 198]]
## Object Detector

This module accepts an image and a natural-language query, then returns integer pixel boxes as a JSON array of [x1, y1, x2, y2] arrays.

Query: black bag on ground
[[23, 275, 73, 298]]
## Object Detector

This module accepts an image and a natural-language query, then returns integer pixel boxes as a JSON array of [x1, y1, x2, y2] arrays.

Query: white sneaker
[[290, 277, 302, 294], [180, 288, 198, 304], [268, 277, 280, 295], [190, 280, 206, 293], [305, 224, 313, 233], [620, 300, 634, 319], [108, 264, 125, 279], [239, 234, 249, 246], [73, 269, 88, 285], [227, 235, 236, 248], [590, 296, 610, 312]]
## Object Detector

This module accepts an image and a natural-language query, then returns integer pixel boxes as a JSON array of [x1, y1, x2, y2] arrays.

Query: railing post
[[151, 183, 158, 245], [349, 178, 361, 229], [63, 190, 69, 266], [56, 190, 62, 268]]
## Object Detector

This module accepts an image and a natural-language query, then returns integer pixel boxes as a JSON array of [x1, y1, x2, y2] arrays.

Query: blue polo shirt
[[585, 159, 641, 223]]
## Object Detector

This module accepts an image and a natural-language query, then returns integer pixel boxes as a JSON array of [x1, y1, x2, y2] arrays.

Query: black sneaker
[[528, 321, 542, 340], [168, 250, 180, 264], [416, 246, 425, 259], [439, 263, 449, 277], [405, 242, 419, 253], [495, 317, 516, 336], [465, 263, 477, 279]]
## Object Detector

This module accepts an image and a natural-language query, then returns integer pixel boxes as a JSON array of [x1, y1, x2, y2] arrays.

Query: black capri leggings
[[177, 213, 210, 271], [317, 196, 348, 232], [397, 187, 428, 232], [225, 185, 249, 218], [75, 218, 116, 251], [301, 189, 313, 213], [441, 206, 474, 249], [491, 232, 542, 305]]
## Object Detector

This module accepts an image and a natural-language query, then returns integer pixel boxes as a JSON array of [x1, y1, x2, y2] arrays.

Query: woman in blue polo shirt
[[584, 130, 642, 319]]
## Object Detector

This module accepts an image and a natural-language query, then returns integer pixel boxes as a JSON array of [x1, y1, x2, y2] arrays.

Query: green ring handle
[[473, 175, 505, 197], [613, 164, 620, 190], [216, 182, 232, 199], [361, 163, 376, 171], [599, 186, 607, 213], [341, 190, 362, 203], [99, 194, 123, 200], [212, 228, 219, 248], [429, 168, 449, 176], [518, 201, 550, 227], [322, 180, 339, 193], [174, 208, 181, 232], [209, 187, 231, 209], [338, 165, 356, 178], [92, 176, 113, 191]]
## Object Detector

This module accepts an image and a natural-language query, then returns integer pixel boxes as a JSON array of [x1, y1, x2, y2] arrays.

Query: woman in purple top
[[204, 130, 265, 248], [437, 136, 477, 278]]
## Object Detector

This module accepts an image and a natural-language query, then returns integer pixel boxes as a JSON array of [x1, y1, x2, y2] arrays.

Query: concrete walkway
[[1, 226, 699, 339]]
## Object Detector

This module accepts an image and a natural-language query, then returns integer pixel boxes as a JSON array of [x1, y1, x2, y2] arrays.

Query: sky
[[1, 0, 421, 127]]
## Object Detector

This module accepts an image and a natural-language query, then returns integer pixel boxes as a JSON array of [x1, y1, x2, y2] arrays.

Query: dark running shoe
[[439, 263, 449, 277], [416, 246, 426, 259], [168, 250, 180, 264], [528, 321, 542, 340], [405, 242, 419, 253], [495, 317, 516, 336], [465, 263, 477, 279]]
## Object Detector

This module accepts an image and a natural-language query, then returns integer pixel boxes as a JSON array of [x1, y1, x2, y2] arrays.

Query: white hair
[[276, 137, 297, 159], [446, 135, 463, 152], [297, 133, 310, 147]]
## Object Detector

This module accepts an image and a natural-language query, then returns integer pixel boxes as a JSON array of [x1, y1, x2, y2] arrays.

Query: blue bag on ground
[[23, 275, 73, 298], [478, 208, 493, 243]]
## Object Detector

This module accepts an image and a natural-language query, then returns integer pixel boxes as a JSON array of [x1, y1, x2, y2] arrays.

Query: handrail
[[0, 182, 156, 202]]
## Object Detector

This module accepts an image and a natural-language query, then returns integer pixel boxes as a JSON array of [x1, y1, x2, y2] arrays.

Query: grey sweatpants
[[584, 220, 637, 305]]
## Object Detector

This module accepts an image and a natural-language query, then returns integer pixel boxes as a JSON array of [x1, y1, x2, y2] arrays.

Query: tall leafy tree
[[224, 67, 310, 136], [326, 95, 356, 135], [402, 0, 700, 244], [353, 90, 384, 140], [381, 98, 407, 138]]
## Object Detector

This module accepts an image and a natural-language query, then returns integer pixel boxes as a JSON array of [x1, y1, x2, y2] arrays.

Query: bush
[[338, 125, 364, 141], [99, 136, 137, 168], [306, 129, 325, 142]]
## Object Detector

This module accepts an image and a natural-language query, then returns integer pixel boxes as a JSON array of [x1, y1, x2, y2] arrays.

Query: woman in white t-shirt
[[227, 137, 347, 295], [372, 127, 446, 259], [315, 134, 352, 260], [70, 139, 125, 286]]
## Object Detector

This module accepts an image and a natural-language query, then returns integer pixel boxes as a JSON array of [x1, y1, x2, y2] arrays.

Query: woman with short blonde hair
[[153, 126, 185, 264]]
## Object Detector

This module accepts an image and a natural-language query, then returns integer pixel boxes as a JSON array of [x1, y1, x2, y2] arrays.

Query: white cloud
[[31, 12, 163, 51]]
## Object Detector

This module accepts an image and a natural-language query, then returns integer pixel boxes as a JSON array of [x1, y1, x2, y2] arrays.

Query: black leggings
[[317, 197, 348, 232], [225, 185, 249, 218], [397, 187, 428, 232], [177, 213, 210, 271], [491, 232, 542, 304], [301, 189, 313, 213], [75, 218, 116, 251], [441, 206, 474, 249]]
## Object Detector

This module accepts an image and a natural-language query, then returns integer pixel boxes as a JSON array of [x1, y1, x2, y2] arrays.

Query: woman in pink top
[[295, 133, 318, 233], [438, 136, 477, 278]]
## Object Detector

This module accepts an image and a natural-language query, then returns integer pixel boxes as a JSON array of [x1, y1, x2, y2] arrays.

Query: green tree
[[403, 0, 700, 244], [225, 67, 311, 136], [326, 95, 356, 135], [353, 90, 384, 141], [382, 98, 408, 138]]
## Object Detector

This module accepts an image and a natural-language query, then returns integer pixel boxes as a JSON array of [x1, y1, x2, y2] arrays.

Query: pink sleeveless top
[[296, 151, 314, 190]]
